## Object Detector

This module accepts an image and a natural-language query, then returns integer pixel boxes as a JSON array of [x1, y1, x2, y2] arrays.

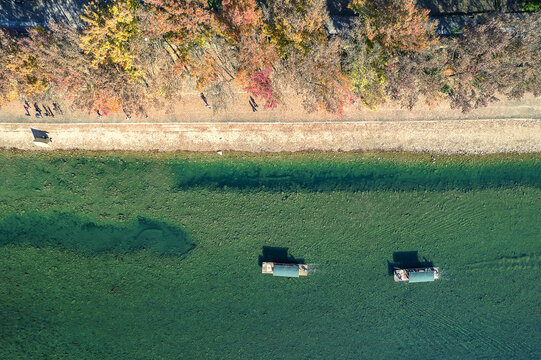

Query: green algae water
[[0, 211, 194, 256], [1, 152, 540, 359]]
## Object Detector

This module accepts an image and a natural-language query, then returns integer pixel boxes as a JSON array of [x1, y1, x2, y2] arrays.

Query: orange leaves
[[441, 68, 456, 77], [222, 0, 262, 35], [144, 0, 215, 46], [349, 0, 437, 53], [0, 29, 51, 101], [218, 0, 278, 83], [94, 95, 122, 116]]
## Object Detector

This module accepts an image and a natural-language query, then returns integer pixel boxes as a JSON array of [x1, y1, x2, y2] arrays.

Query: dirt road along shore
[[1, 119, 539, 154]]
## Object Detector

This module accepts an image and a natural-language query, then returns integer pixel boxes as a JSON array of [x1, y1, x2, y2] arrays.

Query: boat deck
[[262, 262, 274, 274], [298, 264, 309, 276], [394, 269, 409, 282], [394, 267, 440, 282], [262, 262, 309, 276]]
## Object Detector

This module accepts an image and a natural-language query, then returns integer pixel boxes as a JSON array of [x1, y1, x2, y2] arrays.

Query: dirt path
[[1, 119, 539, 154], [5, 92, 541, 124], [3, 91, 540, 154]]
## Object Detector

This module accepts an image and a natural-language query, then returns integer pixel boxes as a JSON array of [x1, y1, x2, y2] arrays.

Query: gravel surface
[[1, 119, 539, 154]]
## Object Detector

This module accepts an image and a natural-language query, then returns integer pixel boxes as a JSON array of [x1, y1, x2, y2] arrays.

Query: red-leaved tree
[[244, 66, 278, 108]]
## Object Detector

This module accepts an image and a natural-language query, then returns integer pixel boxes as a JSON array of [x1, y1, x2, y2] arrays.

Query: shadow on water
[[387, 251, 434, 275], [0, 211, 195, 257], [258, 246, 305, 267], [173, 159, 541, 192]]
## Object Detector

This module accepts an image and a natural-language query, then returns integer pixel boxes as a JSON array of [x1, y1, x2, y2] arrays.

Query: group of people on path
[[24, 101, 62, 118], [96, 109, 131, 121], [201, 93, 259, 112], [25, 93, 261, 121]]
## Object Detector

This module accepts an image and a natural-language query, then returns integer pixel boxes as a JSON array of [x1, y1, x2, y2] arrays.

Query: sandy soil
[[1, 119, 539, 154], [5, 91, 541, 124], [2, 90, 540, 154]]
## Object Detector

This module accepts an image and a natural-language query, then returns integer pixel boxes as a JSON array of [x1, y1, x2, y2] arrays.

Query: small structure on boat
[[262, 262, 308, 278], [394, 267, 439, 283], [31, 128, 52, 147]]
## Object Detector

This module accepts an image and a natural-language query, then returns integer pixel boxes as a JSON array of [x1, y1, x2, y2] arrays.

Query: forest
[[0, 0, 540, 116]]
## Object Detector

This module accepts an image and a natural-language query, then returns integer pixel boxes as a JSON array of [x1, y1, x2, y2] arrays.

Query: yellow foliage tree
[[79, 0, 143, 80], [264, 0, 329, 58], [0, 29, 49, 106]]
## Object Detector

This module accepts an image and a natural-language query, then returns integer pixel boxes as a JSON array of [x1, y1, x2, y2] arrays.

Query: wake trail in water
[[466, 254, 541, 272]]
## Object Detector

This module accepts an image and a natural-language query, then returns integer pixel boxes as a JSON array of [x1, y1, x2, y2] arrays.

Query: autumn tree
[[218, 0, 280, 108], [16, 21, 155, 115], [220, 0, 260, 38], [440, 15, 541, 112], [71, 64, 152, 116], [277, 37, 352, 113], [142, 0, 280, 109], [438, 20, 512, 112], [0, 25, 95, 109], [0, 28, 53, 106], [262, 0, 329, 58], [500, 14, 541, 100], [384, 50, 443, 110], [385, 15, 541, 113], [221, 0, 278, 78], [18, 24, 92, 99], [0, 29, 21, 107], [340, 18, 388, 109], [142, 0, 217, 72], [344, 0, 437, 109], [348, 0, 436, 53], [260, 0, 354, 112], [243, 66, 279, 108], [78, 1, 185, 115], [80, 0, 142, 80]]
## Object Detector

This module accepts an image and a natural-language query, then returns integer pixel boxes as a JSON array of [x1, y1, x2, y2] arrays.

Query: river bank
[[1, 119, 540, 154]]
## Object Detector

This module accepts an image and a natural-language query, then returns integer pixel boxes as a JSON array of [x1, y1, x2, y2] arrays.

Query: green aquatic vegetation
[[0, 151, 540, 359], [0, 211, 194, 256], [173, 157, 541, 191]]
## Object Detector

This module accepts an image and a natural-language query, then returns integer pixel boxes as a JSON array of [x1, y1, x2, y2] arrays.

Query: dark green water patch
[[173, 158, 541, 191], [0, 211, 194, 256]]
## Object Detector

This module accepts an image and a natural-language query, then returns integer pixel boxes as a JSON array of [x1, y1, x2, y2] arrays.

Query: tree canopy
[[1, 0, 539, 115]]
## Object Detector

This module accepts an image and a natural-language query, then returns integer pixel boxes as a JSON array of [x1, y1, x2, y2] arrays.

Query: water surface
[[1, 152, 539, 359]]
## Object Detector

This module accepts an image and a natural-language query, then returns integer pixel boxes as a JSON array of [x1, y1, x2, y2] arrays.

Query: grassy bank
[[1, 151, 540, 359]]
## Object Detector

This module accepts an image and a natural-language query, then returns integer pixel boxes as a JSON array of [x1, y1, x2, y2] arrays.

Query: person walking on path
[[34, 103, 42, 118], [200, 93, 211, 109], [249, 96, 258, 109], [249, 96, 258, 112], [249, 100, 257, 112], [24, 102, 31, 116], [53, 103, 63, 115], [96, 110, 102, 120], [46, 105, 54, 118], [122, 109, 131, 121], [42, 104, 51, 117]]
